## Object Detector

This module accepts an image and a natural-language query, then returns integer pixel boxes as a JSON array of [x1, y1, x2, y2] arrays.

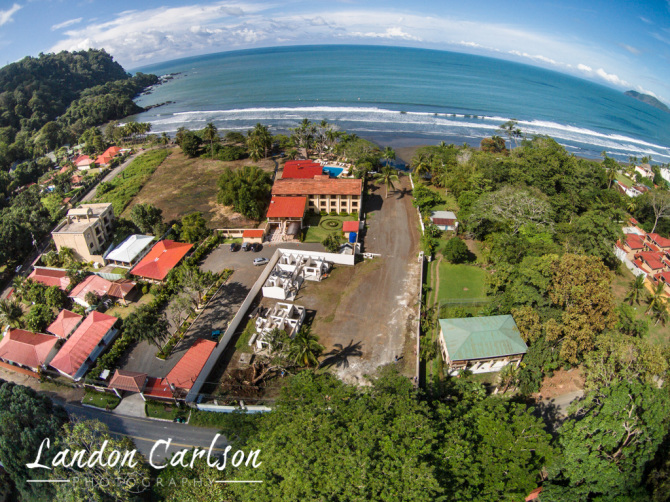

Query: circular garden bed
[[319, 218, 344, 230]]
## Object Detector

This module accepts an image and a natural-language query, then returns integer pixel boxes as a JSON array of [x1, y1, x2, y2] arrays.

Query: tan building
[[271, 176, 362, 214], [51, 203, 114, 264]]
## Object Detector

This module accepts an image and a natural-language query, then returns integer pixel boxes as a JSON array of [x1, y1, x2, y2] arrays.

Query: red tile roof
[[342, 220, 359, 233], [525, 487, 543, 502], [143, 377, 174, 399], [59, 166, 71, 174], [648, 233, 670, 249], [432, 218, 457, 226], [50, 312, 118, 377], [636, 251, 666, 270], [95, 146, 122, 165], [69, 275, 114, 303], [164, 339, 216, 390], [630, 217, 639, 225], [243, 229, 265, 238], [109, 370, 147, 393], [47, 310, 83, 339], [266, 196, 307, 218], [625, 234, 645, 250], [28, 267, 71, 290], [654, 271, 670, 284], [107, 280, 135, 299], [646, 241, 661, 252], [131, 240, 193, 281], [272, 178, 362, 196], [74, 155, 93, 167], [0, 329, 59, 369], [282, 161, 323, 179]]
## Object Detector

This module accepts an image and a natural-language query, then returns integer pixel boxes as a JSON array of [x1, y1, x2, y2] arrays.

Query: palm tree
[[161, 132, 170, 147], [645, 282, 666, 314], [203, 122, 218, 158], [625, 275, 646, 305], [251, 123, 272, 159], [58, 246, 75, 266], [287, 326, 324, 368], [0, 299, 23, 328], [11, 277, 26, 301], [627, 198, 638, 214], [382, 146, 396, 168], [412, 153, 432, 179], [375, 166, 400, 198], [498, 120, 518, 150], [652, 301, 669, 326]]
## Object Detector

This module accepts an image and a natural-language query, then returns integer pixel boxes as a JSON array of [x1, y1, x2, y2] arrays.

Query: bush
[[351, 211, 358, 218], [329, 210, 338, 216], [339, 210, 348, 217], [320, 210, 328, 216], [443, 237, 471, 264], [322, 232, 342, 252]]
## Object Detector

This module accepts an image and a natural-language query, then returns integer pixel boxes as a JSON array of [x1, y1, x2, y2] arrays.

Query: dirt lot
[[122, 147, 275, 228], [536, 367, 585, 399]]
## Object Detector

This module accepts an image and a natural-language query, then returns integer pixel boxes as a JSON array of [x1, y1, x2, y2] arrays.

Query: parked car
[[242, 242, 250, 252], [253, 257, 269, 266], [251, 243, 263, 252], [230, 243, 239, 252]]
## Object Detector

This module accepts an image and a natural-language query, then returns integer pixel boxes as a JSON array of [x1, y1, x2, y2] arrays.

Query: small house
[[430, 211, 458, 232]]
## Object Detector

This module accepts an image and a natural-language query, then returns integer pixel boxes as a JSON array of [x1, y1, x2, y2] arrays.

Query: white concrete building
[[249, 303, 306, 352]]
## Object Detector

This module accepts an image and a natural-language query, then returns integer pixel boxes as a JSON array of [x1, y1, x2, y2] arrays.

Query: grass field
[[145, 400, 188, 420], [94, 149, 170, 214], [106, 293, 155, 319], [82, 390, 120, 409], [436, 262, 488, 301], [122, 148, 275, 228], [303, 214, 357, 243], [616, 173, 634, 188]]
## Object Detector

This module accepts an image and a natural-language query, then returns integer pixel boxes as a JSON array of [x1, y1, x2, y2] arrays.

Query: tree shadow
[[319, 340, 363, 369], [393, 187, 412, 200], [529, 398, 564, 436]]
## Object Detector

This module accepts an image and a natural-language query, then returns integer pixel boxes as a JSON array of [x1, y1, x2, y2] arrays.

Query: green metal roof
[[439, 315, 527, 361]]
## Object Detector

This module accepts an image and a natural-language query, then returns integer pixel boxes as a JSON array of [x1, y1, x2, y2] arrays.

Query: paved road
[[62, 402, 229, 463]]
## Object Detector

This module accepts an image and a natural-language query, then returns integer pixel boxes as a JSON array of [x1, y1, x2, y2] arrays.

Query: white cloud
[[51, 17, 83, 31], [619, 43, 640, 55], [639, 16, 653, 25], [595, 68, 629, 87], [577, 63, 592, 72], [352, 26, 421, 41], [0, 3, 21, 27], [508, 50, 560, 66]]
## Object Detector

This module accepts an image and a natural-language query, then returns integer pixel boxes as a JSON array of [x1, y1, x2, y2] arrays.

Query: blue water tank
[[349, 232, 357, 243]]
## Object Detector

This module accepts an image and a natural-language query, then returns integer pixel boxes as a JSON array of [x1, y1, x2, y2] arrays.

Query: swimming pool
[[323, 166, 344, 177]]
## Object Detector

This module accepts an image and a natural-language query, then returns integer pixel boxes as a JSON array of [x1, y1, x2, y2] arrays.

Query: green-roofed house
[[438, 315, 528, 375]]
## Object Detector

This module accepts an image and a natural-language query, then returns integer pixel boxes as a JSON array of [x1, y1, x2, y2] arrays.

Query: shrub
[[351, 211, 358, 218], [329, 210, 338, 216], [322, 232, 342, 252], [443, 237, 471, 264], [320, 210, 328, 216], [339, 210, 348, 217]]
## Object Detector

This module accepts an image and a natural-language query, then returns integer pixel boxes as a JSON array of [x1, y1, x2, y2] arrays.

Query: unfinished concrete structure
[[249, 302, 306, 352], [261, 253, 331, 300]]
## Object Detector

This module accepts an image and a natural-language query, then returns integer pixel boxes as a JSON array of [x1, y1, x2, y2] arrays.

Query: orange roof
[[164, 339, 216, 390], [95, 146, 121, 165], [107, 280, 135, 299], [342, 220, 359, 233], [636, 251, 666, 270], [69, 275, 114, 303], [654, 271, 670, 284], [50, 312, 118, 377], [272, 178, 362, 197], [47, 309, 83, 339], [109, 370, 147, 392], [143, 377, 174, 399], [0, 329, 59, 369], [648, 233, 670, 249], [266, 196, 307, 218], [243, 229, 265, 238], [28, 267, 71, 290], [131, 240, 193, 281], [74, 155, 93, 167], [525, 487, 543, 501], [59, 166, 71, 174], [282, 161, 323, 179]]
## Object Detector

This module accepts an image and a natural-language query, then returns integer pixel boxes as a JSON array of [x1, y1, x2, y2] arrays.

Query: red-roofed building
[[49, 312, 119, 380], [95, 146, 122, 166], [651, 271, 670, 296], [282, 160, 323, 179], [646, 233, 670, 251], [634, 252, 668, 273], [164, 339, 216, 391], [131, 240, 193, 282], [69, 275, 135, 308], [28, 267, 71, 291], [108, 369, 148, 398], [242, 229, 266, 244], [73, 155, 94, 169], [525, 487, 543, 502], [58, 166, 71, 175], [624, 234, 645, 252], [272, 178, 362, 214], [142, 377, 174, 400], [342, 220, 359, 237], [266, 196, 308, 241], [47, 309, 83, 339], [0, 329, 60, 372]]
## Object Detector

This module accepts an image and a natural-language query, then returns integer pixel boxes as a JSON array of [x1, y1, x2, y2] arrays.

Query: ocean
[[130, 45, 670, 162]]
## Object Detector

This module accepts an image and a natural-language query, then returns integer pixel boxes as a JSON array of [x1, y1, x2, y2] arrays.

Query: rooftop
[[47, 309, 83, 339], [28, 267, 71, 290], [267, 196, 307, 218], [68, 203, 112, 217], [282, 161, 323, 179], [106, 234, 155, 263], [0, 329, 59, 369], [131, 240, 193, 281], [636, 251, 666, 270], [648, 233, 670, 248], [272, 178, 362, 197], [69, 275, 114, 302], [342, 220, 359, 233], [439, 315, 527, 361], [109, 369, 147, 393], [625, 234, 645, 250], [164, 339, 216, 390], [243, 229, 265, 238], [49, 311, 118, 377]]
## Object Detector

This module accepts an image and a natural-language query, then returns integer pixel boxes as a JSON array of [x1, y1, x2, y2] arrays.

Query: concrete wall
[[614, 246, 648, 279], [196, 403, 272, 414], [277, 247, 355, 266]]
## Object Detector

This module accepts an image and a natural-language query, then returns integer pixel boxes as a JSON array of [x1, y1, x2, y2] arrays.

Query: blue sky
[[1, 0, 670, 103]]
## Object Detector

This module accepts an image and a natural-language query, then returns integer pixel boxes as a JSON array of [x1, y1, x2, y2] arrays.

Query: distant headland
[[624, 90, 670, 113]]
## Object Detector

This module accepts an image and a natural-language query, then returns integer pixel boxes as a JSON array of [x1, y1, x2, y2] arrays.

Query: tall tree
[[287, 326, 325, 367], [123, 305, 170, 350], [624, 275, 646, 305], [375, 165, 400, 198], [0, 298, 23, 328], [648, 190, 670, 233], [645, 282, 667, 315], [202, 122, 218, 158]]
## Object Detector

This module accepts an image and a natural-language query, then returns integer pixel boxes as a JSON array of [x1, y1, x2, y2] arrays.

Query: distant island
[[624, 90, 670, 113]]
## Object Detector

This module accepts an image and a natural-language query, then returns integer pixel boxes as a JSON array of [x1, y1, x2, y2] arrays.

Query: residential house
[[342, 220, 359, 240], [49, 312, 119, 381], [430, 210, 459, 232], [645, 233, 670, 252], [271, 177, 362, 214], [130, 240, 193, 283], [73, 155, 95, 170], [438, 315, 528, 375], [108, 369, 148, 399], [69, 275, 135, 308], [633, 251, 668, 275], [266, 196, 307, 242], [242, 229, 266, 244], [51, 203, 114, 264], [27, 267, 71, 291], [635, 164, 654, 179], [281, 160, 323, 179], [47, 309, 83, 339], [95, 146, 122, 166], [0, 329, 60, 373], [250, 303, 306, 352], [105, 234, 155, 267]]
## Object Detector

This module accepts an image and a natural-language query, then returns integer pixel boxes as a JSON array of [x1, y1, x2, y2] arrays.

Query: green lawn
[[436, 262, 488, 302], [82, 390, 120, 410], [111, 267, 129, 275], [616, 173, 634, 188], [303, 214, 357, 243], [106, 293, 155, 319], [145, 400, 188, 420]]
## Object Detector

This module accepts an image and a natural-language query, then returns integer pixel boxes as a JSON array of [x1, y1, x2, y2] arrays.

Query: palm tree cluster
[[626, 276, 670, 326], [203, 122, 219, 158], [246, 122, 272, 161], [266, 325, 325, 368], [498, 119, 523, 150], [289, 119, 343, 158]]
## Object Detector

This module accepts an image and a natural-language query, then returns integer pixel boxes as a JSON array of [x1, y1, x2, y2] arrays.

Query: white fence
[[408, 172, 424, 234], [614, 246, 648, 279], [196, 403, 272, 414]]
